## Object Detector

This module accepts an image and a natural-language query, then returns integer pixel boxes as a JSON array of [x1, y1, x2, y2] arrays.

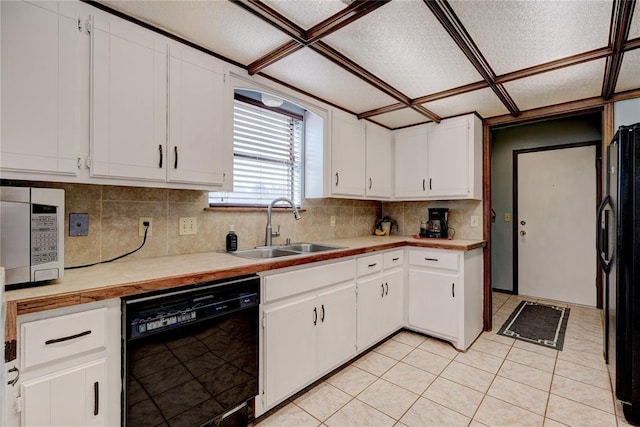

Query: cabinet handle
[[7, 366, 19, 387], [392, 257, 400, 261], [368, 263, 377, 268], [452, 283, 455, 298], [45, 330, 91, 345], [369, 177, 372, 190], [335, 172, 339, 186], [422, 178, 426, 191], [174, 146, 178, 169], [381, 283, 385, 297], [424, 257, 438, 262], [321, 304, 325, 323], [429, 178, 432, 190], [385, 282, 389, 296], [158, 144, 163, 168], [94, 381, 99, 416], [313, 307, 318, 325]]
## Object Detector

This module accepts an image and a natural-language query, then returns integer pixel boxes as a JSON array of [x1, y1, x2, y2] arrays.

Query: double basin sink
[[232, 243, 345, 259]]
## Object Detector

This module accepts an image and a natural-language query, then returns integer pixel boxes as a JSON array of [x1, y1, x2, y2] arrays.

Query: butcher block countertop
[[4, 236, 485, 361]]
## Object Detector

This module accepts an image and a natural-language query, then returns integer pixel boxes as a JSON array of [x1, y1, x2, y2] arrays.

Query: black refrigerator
[[598, 122, 640, 425]]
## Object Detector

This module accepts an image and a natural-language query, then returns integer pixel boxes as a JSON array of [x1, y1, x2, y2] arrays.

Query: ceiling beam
[[423, 0, 520, 117], [240, 0, 390, 75], [311, 41, 441, 123], [601, 0, 636, 99]]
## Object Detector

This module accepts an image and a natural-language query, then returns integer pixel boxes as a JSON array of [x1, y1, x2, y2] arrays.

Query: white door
[[380, 269, 404, 336], [408, 269, 458, 338], [427, 116, 470, 198], [331, 112, 365, 197], [517, 145, 596, 306], [394, 125, 429, 198], [365, 123, 392, 198], [356, 275, 385, 350]]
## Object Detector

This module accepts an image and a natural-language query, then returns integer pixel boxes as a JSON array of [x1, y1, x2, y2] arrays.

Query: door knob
[[520, 230, 526, 236]]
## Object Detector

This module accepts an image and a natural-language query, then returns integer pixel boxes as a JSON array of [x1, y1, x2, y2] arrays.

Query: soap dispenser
[[226, 225, 238, 252]]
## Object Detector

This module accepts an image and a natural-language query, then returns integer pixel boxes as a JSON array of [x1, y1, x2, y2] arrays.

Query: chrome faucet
[[265, 197, 301, 246]]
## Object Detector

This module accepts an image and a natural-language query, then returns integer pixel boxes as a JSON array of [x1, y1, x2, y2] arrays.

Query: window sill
[[205, 206, 307, 213]]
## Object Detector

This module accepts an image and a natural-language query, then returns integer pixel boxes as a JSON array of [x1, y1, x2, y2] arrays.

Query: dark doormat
[[498, 300, 571, 351]]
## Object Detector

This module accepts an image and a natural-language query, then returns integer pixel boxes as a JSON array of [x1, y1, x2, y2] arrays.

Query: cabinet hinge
[[15, 396, 23, 413], [86, 157, 92, 169], [77, 18, 82, 31], [261, 313, 266, 329], [85, 18, 93, 34], [223, 73, 227, 83]]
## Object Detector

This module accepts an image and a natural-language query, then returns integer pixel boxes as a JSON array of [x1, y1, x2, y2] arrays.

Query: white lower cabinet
[[357, 250, 404, 351], [5, 300, 121, 427], [407, 247, 483, 350], [21, 359, 106, 427], [261, 261, 357, 410]]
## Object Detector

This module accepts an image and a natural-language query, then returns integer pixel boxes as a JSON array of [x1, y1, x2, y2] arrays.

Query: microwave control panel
[[31, 203, 58, 265]]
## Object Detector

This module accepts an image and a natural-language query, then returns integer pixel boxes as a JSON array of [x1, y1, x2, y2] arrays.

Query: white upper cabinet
[[331, 110, 366, 197], [168, 43, 226, 186], [365, 123, 393, 199], [394, 114, 482, 200], [427, 114, 482, 200], [394, 124, 429, 198], [90, 12, 168, 182], [1, 1, 79, 177]]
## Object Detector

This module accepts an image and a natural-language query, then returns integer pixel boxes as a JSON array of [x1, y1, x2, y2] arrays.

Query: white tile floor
[[256, 292, 635, 427]]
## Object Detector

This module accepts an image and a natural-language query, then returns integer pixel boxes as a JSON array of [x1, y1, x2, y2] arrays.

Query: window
[[210, 96, 304, 207]]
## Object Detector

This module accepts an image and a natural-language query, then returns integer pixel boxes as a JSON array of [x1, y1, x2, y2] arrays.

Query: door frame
[[511, 140, 602, 306]]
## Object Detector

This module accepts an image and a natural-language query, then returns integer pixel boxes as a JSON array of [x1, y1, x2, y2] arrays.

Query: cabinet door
[[427, 116, 471, 198], [1, 1, 78, 176], [356, 275, 385, 350], [168, 44, 225, 186], [394, 125, 429, 198], [380, 269, 404, 337], [331, 112, 365, 197], [365, 123, 392, 199], [22, 359, 107, 427], [91, 13, 167, 181], [317, 283, 357, 374], [408, 269, 458, 339], [263, 295, 317, 407]]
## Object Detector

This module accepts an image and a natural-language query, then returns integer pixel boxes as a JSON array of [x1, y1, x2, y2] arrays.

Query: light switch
[[504, 213, 511, 222], [470, 216, 479, 227]]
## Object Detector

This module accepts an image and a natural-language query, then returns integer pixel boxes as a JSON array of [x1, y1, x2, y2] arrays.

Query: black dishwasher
[[122, 274, 259, 427]]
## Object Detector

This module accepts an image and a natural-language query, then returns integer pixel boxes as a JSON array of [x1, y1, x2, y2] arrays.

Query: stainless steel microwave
[[0, 187, 65, 288]]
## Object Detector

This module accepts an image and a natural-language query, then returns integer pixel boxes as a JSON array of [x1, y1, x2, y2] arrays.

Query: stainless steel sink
[[280, 243, 344, 253], [232, 247, 300, 259], [232, 242, 344, 259]]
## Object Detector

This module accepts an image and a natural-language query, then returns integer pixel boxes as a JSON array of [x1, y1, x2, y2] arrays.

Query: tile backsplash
[[1, 181, 483, 267], [382, 200, 484, 241], [26, 183, 380, 267]]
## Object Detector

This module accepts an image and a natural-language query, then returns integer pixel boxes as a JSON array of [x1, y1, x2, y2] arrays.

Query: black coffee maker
[[426, 208, 449, 238]]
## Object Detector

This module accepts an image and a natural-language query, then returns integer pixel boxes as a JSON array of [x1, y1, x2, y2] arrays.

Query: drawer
[[357, 254, 383, 277], [383, 250, 404, 269], [21, 307, 107, 369], [409, 249, 460, 271], [263, 260, 355, 302]]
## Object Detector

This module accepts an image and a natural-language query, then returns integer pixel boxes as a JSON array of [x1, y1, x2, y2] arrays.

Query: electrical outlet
[[470, 215, 479, 227], [330, 215, 336, 227], [138, 217, 153, 237], [69, 213, 89, 236], [179, 217, 197, 235]]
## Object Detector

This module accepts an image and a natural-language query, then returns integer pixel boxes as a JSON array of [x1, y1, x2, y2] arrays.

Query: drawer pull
[[381, 283, 385, 297], [452, 283, 455, 298], [392, 257, 400, 261], [313, 307, 318, 325], [424, 257, 438, 262], [368, 263, 377, 268], [385, 282, 389, 296], [321, 304, 325, 323], [44, 330, 92, 345], [94, 381, 99, 416]]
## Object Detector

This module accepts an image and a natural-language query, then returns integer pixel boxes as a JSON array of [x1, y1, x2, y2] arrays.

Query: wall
[[615, 98, 640, 128], [381, 200, 483, 240], [490, 114, 601, 292], [2, 181, 379, 268]]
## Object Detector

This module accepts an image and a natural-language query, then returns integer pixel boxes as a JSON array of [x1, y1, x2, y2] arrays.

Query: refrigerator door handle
[[596, 194, 612, 273]]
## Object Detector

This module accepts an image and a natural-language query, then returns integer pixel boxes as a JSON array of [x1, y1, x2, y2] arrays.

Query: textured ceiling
[[98, 0, 640, 129]]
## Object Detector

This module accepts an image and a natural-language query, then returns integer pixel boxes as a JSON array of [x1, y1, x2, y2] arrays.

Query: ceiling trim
[[310, 42, 441, 123], [357, 103, 409, 120], [496, 47, 612, 84], [241, 0, 390, 75], [625, 37, 640, 50], [422, 0, 520, 117], [602, 0, 636, 99]]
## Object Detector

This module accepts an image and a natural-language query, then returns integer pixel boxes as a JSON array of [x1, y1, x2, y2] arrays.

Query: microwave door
[[0, 200, 32, 284]]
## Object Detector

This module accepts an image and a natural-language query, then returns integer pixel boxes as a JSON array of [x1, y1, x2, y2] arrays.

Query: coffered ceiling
[[95, 0, 640, 129]]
